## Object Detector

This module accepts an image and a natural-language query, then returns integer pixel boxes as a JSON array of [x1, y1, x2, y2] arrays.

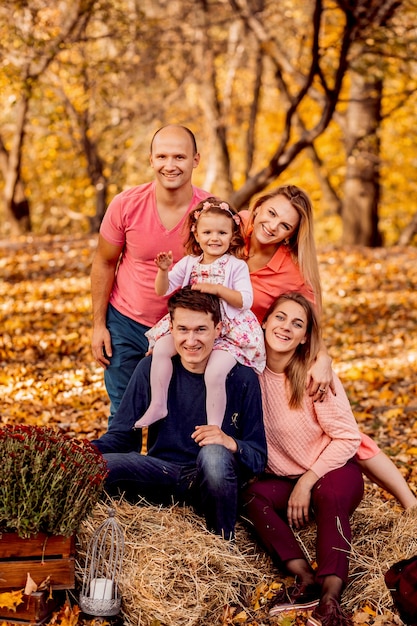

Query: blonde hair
[[249, 185, 322, 313], [263, 292, 322, 409], [184, 197, 247, 259]]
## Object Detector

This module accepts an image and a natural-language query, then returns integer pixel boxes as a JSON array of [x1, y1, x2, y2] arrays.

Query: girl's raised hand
[[155, 251, 173, 270]]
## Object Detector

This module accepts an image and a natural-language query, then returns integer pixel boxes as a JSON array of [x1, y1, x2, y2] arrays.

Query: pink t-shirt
[[100, 181, 211, 327], [240, 210, 315, 323]]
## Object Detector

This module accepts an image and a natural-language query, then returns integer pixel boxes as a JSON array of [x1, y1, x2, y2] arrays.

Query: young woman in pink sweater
[[242, 185, 417, 511], [243, 292, 363, 626]]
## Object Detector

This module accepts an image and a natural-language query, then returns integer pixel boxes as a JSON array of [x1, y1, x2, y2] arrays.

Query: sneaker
[[269, 581, 321, 616], [307, 598, 353, 626]]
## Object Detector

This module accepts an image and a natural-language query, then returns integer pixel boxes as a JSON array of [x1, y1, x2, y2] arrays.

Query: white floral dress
[[146, 255, 265, 374]]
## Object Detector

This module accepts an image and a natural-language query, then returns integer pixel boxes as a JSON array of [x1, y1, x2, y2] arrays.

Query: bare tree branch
[[228, 0, 359, 207]]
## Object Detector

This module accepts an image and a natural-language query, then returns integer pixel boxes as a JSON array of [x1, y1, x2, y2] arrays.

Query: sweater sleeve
[[92, 358, 151, 453], [227, 257, 253, 309], [223, 366, 267, 477], [166, 256, 196, 294], [310, 374, 362, 478]]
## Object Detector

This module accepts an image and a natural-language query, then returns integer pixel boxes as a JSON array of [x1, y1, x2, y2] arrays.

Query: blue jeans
[[104, 304, 150, 420], [103, 444, 240, 539]]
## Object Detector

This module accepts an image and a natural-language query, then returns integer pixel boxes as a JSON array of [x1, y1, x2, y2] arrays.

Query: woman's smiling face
[[263, 298, 307, 357], [252, 195, 300, 246]]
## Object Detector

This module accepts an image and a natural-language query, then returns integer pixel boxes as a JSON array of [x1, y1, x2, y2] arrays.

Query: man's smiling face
[[169, 307, 221, 374], [149, 126, 200, 191]]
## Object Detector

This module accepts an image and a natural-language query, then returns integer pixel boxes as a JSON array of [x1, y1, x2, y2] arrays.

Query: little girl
[[134, 197, 265, 429]]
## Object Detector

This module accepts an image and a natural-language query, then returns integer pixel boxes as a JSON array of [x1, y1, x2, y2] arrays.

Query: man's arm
[[223, 367, 267, 476], [90, 234, 123, 368], [92, 357, 152, 453]]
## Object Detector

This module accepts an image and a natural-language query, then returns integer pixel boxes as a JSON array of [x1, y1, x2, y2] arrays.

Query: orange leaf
[[53, 601, 81, 626], [0, 589, 24, 611]]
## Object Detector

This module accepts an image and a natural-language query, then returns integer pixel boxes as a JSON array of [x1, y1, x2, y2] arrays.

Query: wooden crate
[[0, 590, 64, 625], [0, 532, 75, 590]]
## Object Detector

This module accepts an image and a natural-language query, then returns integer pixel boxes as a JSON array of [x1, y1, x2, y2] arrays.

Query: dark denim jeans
[[104, 304, 150, 420], [103, 444, 240, 539]]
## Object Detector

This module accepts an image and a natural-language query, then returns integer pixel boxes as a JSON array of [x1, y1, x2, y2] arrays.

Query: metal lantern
[[79, 508, 124, 617]]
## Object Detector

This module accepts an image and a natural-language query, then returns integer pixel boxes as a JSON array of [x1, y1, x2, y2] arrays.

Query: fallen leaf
[[24, 572, 38, 595], [0, 589, 24, 611]]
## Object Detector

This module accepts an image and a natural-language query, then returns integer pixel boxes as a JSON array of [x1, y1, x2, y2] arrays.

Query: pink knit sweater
[[259, 367, 361, 479]]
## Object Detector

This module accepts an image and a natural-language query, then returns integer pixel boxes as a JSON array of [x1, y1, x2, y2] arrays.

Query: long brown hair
[[263, 292, 322, 409], [184, 197, 247, 259], [249, 185, 322, 312]]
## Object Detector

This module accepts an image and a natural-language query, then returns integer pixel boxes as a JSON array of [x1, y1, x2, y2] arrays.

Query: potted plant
[[0, 424, 108, 590]]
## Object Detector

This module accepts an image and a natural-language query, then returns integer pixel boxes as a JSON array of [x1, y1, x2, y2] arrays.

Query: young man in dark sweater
[[93, 286, 266, 539]]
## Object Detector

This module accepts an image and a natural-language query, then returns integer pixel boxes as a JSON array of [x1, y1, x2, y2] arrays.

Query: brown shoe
[[307, 598, 353, 626], [269, 581, 321, 616]]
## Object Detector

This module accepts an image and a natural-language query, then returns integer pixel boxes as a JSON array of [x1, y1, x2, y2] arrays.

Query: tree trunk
[[194, 5, 234, 198], [341, 71, 383, 246], [9, 180, 31, 233], [88, 177, 108, 233], [0, 96, 32, 235], [81, 125, 108, 233]]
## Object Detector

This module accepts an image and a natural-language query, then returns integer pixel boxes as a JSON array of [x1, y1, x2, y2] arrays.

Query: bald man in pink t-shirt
[[90, 125, 210, 419]]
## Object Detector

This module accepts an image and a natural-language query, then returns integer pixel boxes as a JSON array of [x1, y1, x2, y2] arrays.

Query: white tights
[[134, 335, 236, 428]]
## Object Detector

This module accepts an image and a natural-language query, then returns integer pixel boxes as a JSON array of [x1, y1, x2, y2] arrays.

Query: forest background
[[2, 0, 417, 464], [1, 0, 417, 247], [2, 2, 417, 624]]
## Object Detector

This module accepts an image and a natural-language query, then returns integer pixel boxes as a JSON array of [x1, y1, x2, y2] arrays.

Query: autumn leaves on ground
[[1, 235, 417, 625]]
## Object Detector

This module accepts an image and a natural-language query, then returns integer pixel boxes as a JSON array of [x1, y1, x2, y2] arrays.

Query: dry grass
[[76, 498, 275, 626], [76, 486, 417, 625]]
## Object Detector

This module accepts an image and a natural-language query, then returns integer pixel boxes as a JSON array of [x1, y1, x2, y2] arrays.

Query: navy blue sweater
[[94, 355, 266, 480]]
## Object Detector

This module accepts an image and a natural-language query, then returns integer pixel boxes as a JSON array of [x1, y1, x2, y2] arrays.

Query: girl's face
[[252, 195, 300, 246], [194, 213, 233, 261], [263, 299, 308, 357]]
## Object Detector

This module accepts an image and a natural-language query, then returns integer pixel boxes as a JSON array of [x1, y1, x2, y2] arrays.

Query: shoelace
[[316, 600, 353, 626], [289, 583, 306, 601]]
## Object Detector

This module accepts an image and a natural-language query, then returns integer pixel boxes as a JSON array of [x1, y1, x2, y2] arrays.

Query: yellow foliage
[[383, 408, 404, 419], [252, 580, 284, 610], [362, 604, 377, 616], [0, 589, 24, 611], [48, 601, 81, 626]]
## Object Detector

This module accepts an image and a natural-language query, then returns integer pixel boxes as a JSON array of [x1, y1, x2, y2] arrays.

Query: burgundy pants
[[242, 460, 364, 584]]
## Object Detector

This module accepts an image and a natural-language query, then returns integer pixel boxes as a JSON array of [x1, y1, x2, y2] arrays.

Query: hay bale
[[76, 486, 417, 625], [76, 499, 276, 626]]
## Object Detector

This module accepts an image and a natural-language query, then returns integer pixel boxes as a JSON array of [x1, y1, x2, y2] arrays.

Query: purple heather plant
[[0, 424, 108, 538]]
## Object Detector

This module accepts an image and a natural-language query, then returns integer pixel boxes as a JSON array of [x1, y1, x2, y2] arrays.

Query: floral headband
[[192, 201, 241, 228]]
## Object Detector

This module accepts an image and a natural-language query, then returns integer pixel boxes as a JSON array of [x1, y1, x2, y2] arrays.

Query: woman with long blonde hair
[[241, 185, 417, 510]]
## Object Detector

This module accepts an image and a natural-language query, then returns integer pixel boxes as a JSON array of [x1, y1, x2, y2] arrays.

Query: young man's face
[[169, 307, 221, 374]]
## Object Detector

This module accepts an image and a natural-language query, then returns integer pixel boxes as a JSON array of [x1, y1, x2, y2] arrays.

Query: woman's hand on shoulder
[[306, 351, 336, 402]]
